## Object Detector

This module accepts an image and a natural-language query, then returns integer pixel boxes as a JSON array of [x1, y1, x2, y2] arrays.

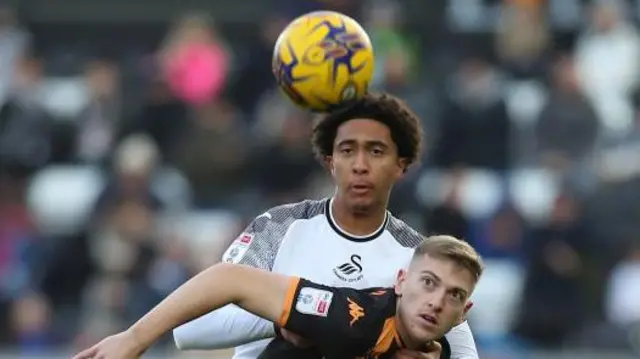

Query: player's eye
[[340, 148, 354, 155], [370, 148, 384, 156], [449, 291, 465, 303], [422, 277, 435, 289]]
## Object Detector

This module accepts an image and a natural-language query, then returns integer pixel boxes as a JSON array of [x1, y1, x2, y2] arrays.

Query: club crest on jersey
[[333, 254, 364, 283], [295, 287, 333, 317], [222, 233, 253, 264]]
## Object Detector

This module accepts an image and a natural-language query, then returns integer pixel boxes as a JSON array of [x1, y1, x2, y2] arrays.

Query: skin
[[72, 254, 476, 359], [394, 254, 475, 349], [74, 118, 448, 359], [281, 118, 430, 358], [328, 118, 407, 236]]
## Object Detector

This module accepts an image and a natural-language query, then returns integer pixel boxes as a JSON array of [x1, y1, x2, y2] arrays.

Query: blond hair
[[413, 235, 484, 281]]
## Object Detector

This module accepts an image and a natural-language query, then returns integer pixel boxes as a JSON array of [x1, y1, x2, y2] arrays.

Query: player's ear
[[463, 301, 473, 314], [394, 269, 407, 296], [396, 158, 408, 178], [325, 156, 334, 174], [456, 301, 473, 325]]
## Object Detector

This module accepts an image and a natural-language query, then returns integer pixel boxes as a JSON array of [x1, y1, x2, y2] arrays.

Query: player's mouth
[[349, 182, 374, 195], [418, 314, 438, 327]]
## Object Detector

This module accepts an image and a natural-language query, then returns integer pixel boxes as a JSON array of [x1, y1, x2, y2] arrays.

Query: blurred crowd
[[1, 0, 640, 356]]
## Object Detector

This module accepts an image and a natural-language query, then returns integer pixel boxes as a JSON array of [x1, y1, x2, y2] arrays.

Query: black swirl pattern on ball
[[308, 18, 368, 86], [272, 16, 369, 110], [272, 41, 312, 108]]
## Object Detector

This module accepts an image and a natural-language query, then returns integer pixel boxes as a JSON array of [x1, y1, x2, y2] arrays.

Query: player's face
[[394, 255, 476, 346], [329, 119, 406, 213]]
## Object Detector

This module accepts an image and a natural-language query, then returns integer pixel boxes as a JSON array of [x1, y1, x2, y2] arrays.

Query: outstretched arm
[[174, 207, 293, 350], [73, 263, 295, 359]]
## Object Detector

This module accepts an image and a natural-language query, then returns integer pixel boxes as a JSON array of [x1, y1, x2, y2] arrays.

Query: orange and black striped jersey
[[261, 277, 451, 359]]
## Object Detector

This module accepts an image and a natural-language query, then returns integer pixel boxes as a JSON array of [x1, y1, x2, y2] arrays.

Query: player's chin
[[348, 196, 376, 212], [408, 321, 444, 343]]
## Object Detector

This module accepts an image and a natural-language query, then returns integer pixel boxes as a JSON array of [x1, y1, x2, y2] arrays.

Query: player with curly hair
[[172, 93, 480, 359]]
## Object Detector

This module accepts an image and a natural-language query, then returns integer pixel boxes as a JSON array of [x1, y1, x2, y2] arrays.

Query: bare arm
[[173, 207, 294, 350], [74, 263, 296, 358], [132, 263, 294, 350]]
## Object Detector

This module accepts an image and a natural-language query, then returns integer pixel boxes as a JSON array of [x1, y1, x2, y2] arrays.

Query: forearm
[[173, 305, 276, 350], [128, 263, 245, 351]]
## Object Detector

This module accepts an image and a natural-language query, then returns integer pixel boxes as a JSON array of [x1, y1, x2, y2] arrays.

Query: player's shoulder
[[259, 199, 326, 224], [250, 199, 326, 232], [295, 279, 396, 328], [385, 214, 424, 248], [334, 286, 397, 317]]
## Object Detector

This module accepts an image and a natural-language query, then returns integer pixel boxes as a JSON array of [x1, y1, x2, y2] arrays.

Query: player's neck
[[393, 315, 422, 350], [330, 196, 387, 237]]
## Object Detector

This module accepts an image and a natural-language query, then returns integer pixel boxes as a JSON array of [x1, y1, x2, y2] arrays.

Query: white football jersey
[[223, 198, 418, 288], [175, 198, 478, 358]]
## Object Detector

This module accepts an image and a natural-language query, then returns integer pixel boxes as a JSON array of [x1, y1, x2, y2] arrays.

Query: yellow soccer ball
[[272, 11, 374, 112]]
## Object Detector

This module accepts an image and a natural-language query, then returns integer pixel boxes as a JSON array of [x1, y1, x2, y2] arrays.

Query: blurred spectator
[[0, 178, 42, 344], [514, 191, 593, 347], [158, 14, 230, 108], [125, 79, 188, 163], [174, 100, 251, 208], [252, 88, 300, 146], [469, 204, 525, 260], [575, 0, 640, 137], [595, 102, 640, 183], [9, 292, 52, 353], [423, 172, 468, 240], [230, 15, 288, 116], [0, 5, 30, 106], [372, 39, 436, 134], [93, 134, 164, 216], [75, 59, 121, 164], [251, 107, 317, 207], [496, 0, 551, 79], [535, 55, 600, 172], [0, 56, 52, 176], [432, 57, 512, 171], [81, 134, 190, 344], [367, 1, 416, 90], [605, 242, 640, 326]]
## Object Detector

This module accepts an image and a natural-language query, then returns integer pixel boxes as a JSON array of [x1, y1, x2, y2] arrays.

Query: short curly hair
[[311, 92, 423, 168]]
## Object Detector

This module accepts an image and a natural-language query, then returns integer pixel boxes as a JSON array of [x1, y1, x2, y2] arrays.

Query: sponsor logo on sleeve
[[222, 233, 253, 264], [295, 287, 334, 317]]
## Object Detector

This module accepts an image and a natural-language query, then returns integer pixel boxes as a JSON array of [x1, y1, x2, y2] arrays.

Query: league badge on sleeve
[[222, 233, 254, 264], [295, 287, 333, 317]]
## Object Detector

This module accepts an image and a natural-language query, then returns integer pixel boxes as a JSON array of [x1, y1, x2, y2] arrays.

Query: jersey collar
[[324, 198, 389, 242]]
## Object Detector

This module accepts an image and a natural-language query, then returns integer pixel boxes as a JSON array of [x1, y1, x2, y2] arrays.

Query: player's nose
[[427, 293, 445, 312], [351, 151, 370, 174]]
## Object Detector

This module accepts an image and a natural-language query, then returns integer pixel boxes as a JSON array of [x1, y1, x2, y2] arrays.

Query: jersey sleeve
[[277, 278, 385, 355], [174, 204, 307, 350], [173, 304, 275, 350], [221, 206, 297, 270], [444, 321, 479, 359]]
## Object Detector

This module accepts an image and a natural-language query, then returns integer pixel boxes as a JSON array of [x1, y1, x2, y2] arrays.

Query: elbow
[[201, 262, 244, 304], [209, 262, 240, 279]]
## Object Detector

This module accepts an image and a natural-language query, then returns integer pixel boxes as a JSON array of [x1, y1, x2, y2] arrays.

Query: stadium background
[[0, 0, 640, 358]]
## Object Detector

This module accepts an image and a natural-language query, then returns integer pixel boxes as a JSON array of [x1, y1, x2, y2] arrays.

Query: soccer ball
[[272, 11, 374, 112]]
